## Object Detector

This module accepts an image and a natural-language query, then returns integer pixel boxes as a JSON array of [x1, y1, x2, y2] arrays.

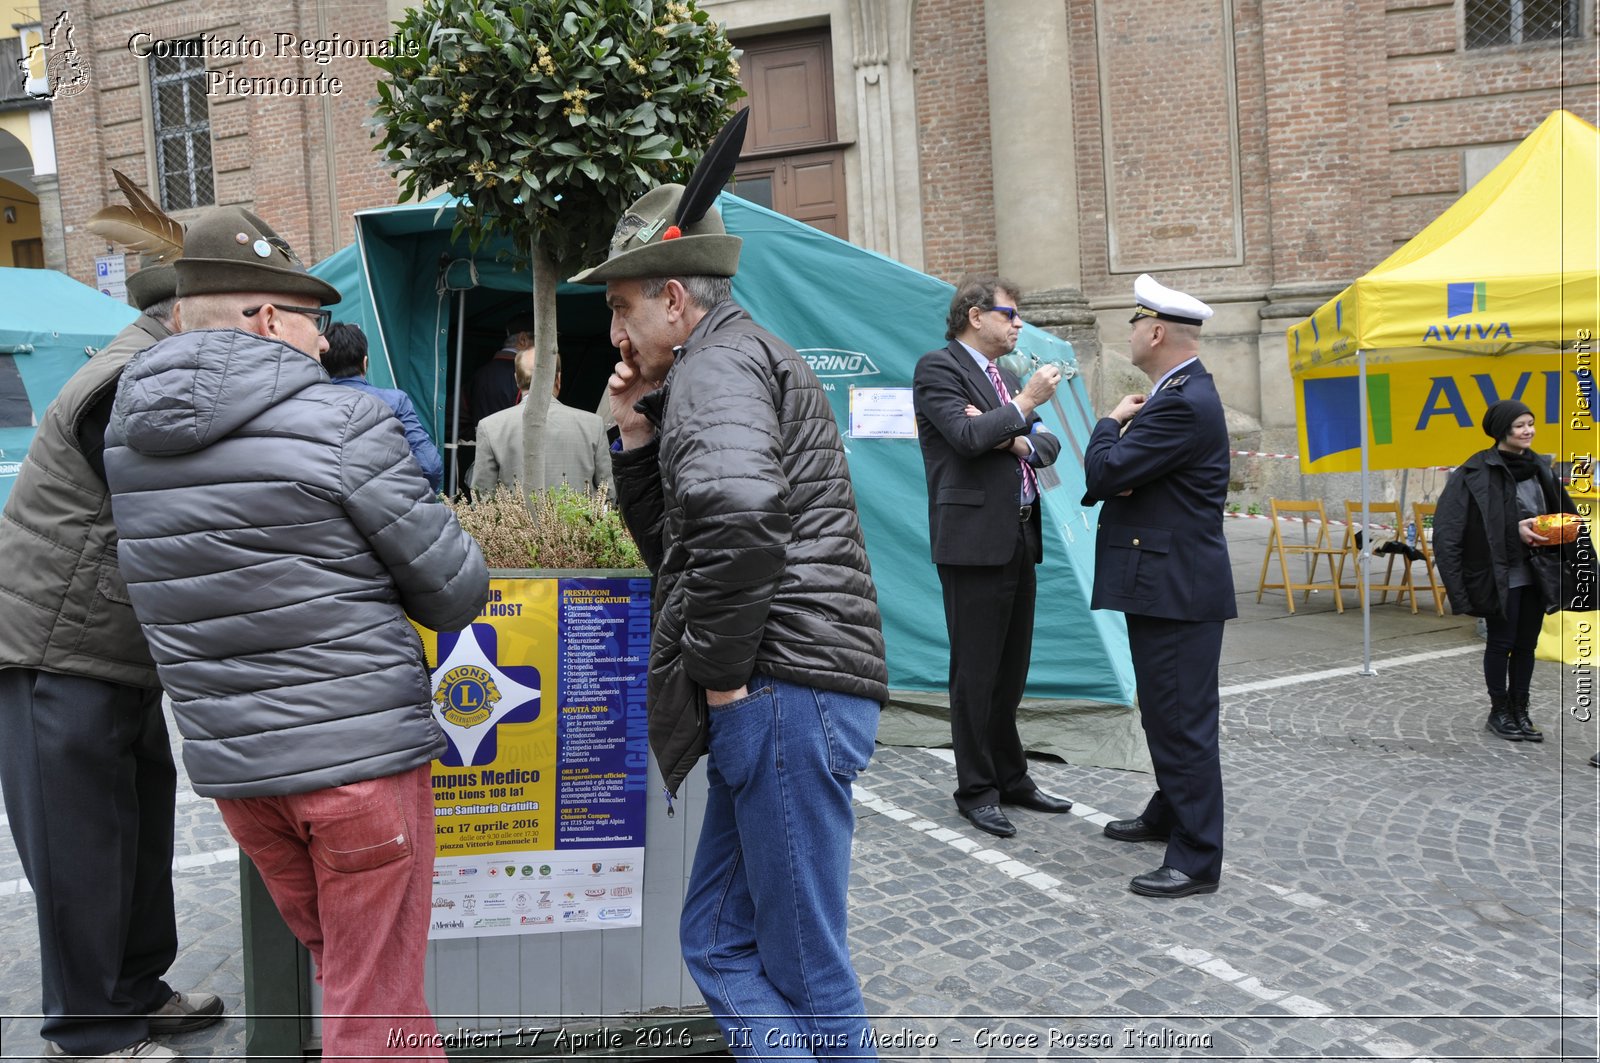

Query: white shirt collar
[[957, 340, 994, 372]]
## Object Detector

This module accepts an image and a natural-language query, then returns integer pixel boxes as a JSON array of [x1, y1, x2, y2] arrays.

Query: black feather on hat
[[569, 110, 749, 285]]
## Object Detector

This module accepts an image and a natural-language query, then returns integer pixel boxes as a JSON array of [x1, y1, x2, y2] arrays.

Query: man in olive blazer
[[471, 349, 612, 497]]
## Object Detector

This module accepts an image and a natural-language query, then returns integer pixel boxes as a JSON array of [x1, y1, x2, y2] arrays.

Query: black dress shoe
[[1003, 790, 1074, 813], [1102, 816, 1169, 842], [1129, 865, 1219, 898], [960, 804, 1016, 838]]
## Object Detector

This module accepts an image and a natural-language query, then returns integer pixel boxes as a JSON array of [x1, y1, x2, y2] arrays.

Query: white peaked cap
[[1130, 273, 1213, 326]]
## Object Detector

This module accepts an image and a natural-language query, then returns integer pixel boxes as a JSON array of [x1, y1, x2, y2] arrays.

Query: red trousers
[[217, 764, 443, 1062]]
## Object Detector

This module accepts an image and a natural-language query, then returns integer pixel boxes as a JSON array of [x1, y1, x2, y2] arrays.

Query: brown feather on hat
[[84, 169, 185, 310]]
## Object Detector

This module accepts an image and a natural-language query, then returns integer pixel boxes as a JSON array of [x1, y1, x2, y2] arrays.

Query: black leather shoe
[[960, 804, 1016, 838], [1129, 866, 1219, 898], [1004, 790, 1074, 813], [1103, 816, 1169, 842]]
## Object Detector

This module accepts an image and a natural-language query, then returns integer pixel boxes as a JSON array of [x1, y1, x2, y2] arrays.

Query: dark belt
[[1019, 504, 1033, 522]]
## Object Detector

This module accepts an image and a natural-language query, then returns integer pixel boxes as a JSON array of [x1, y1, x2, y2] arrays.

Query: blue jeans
[[680, 674, 880, 1062]]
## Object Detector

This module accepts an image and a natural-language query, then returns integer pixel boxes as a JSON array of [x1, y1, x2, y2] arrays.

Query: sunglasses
[[986, 305, 1021, 323], [242, 303, 332, 335]]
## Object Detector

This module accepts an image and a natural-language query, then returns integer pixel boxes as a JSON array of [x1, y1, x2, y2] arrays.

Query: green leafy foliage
[[371, 0, 744, 269]]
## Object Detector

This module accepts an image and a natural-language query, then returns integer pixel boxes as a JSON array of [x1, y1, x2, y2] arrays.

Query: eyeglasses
[[986, 305, 1021, 322], [242, 303, 332, 335]]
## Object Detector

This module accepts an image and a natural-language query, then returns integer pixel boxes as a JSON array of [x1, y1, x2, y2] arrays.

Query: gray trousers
[[0, 667, 178, 1054]]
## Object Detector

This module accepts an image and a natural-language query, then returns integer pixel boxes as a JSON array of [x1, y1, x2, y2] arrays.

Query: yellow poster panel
[[416, 579, 558, 855], [413, 576, 653, 938], [1294, 334, 1599, 474]]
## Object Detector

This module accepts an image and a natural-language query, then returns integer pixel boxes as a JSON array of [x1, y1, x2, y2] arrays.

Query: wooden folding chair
[[1341, 500, 1421, 613], [1257, 499, 1346, 614], [1411, 501, 1447, 615]]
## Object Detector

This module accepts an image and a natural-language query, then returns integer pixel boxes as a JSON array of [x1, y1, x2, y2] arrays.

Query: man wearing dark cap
[[913, 274, 1073, 840], [102, 206, 488, 1061], [0, 249, 225, 1060], [573, 180, 888, 1057], [1083, 273, 1235, 898]]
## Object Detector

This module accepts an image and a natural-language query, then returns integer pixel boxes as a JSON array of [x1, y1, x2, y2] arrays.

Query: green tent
[[311, 195, 1146, 769], [0, 268, 138, 509]]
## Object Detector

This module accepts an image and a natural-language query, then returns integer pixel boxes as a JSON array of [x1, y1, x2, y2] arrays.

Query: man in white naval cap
[[1081, 273, 1235, 898]]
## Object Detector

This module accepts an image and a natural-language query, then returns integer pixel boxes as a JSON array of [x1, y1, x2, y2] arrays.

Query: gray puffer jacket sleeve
[[338, 397, 487, 632]]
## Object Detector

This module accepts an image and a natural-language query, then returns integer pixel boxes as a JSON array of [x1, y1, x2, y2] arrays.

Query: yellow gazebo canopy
[[1289, 109, 1600, 474]]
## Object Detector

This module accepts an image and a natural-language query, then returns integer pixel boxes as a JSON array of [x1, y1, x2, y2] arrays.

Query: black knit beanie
[[1482, 399, 1533, 442]]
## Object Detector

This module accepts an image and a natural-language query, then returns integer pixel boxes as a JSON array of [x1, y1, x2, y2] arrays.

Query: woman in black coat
[[1433, 399, 1582, 742]]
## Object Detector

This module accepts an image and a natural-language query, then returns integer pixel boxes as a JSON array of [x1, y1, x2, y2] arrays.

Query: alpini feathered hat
[[569, 110, 748, 284]]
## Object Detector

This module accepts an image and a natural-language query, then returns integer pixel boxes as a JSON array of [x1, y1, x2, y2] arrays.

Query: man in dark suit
[[1082, 273, 1236, 898], [914, 274, 1075, 838]]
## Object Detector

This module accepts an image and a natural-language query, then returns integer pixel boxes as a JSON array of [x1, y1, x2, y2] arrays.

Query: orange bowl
[[1531, 512, 1583, 544]]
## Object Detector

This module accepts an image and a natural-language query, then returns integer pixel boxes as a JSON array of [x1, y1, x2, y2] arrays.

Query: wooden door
[[729, 30, 848, 238]]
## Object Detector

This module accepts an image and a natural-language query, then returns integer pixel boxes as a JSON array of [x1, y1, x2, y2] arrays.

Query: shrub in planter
[[446, 484, 644, 570]]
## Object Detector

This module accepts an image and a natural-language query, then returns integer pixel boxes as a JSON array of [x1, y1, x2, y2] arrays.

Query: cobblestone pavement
[[2, 518, 1596, 1061]]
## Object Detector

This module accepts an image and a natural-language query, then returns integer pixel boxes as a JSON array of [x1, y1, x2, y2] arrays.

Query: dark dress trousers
[[1082, 360, 1235, 881], [914, 341, 1061, 810]]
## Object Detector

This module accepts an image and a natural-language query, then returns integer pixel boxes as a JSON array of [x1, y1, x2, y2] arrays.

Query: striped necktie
[[985, 362, 1038, 503]]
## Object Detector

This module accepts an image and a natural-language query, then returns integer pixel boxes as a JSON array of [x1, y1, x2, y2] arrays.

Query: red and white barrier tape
[[1228, 449, 1456, 472], [1224, 511, 1399, 532]]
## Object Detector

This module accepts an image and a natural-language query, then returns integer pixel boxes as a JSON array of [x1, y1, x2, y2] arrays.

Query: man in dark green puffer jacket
[[0, 257, 225, 1062]]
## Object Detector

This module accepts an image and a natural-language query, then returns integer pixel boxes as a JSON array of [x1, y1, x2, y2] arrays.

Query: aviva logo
[[1446, 281, 1487, 318], [1424, 281, 1511, 343]]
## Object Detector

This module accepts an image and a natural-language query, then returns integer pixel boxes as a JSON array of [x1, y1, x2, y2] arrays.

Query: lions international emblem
[[434, 665, 501, 727]]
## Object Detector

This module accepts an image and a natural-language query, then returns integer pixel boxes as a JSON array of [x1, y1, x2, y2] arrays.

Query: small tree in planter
[[371, 0, 744, 508]]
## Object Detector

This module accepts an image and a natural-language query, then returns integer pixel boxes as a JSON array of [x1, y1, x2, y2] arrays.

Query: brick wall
[[1068, 0, 1276, 304], [909, 0, 997, 283], [1383, 0, 1599, 252], [52, 0, 399, 292], [1062, 0, 1595, 303]]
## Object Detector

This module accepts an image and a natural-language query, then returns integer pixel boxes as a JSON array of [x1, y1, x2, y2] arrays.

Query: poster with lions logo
[[414, 576, 652, 938]]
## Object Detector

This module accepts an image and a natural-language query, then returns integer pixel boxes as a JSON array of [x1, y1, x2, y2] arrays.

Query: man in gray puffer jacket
[[572, 164, 888, 1059], [103, 207, 488, 1062]]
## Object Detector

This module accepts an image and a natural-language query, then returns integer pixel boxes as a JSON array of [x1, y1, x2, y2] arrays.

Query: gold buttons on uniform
[[1132, 538, 1141, 546]]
